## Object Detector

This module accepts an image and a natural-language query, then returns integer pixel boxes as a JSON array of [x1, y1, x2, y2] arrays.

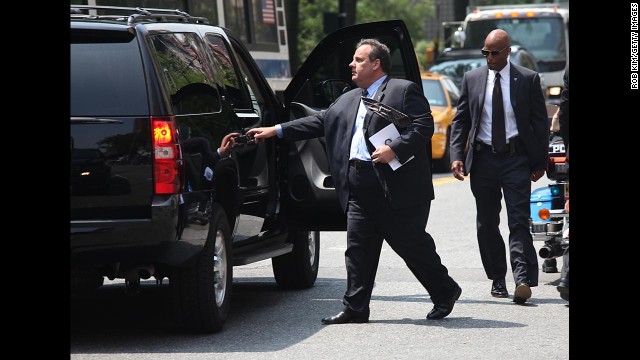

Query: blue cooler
[[530, 187, 552, 222]]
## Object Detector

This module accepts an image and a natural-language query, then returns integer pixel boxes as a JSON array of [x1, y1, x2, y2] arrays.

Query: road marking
[[433, 176, 463, 185]]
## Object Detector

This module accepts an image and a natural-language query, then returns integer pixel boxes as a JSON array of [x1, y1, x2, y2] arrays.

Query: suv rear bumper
[[70, 195, 204, 268]]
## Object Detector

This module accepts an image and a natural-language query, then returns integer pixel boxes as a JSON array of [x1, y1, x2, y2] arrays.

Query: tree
[[357, 0, 434, 42], [289, 0, 435, 73]]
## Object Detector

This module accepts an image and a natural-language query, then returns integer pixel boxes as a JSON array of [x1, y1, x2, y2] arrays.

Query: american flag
[[262, 0, 275, 24]]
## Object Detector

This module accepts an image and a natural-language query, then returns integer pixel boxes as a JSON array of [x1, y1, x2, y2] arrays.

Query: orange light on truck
[[538, 208, 551, 220]]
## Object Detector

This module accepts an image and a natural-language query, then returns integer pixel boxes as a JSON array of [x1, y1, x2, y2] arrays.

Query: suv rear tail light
[[152, 116, 182, 194]]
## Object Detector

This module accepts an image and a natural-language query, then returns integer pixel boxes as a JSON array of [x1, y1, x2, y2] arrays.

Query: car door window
[[205, 34, 252, 110], [292, 34, 415, 109], [233, 56, 264, 119], [149, 33, 221, 115]]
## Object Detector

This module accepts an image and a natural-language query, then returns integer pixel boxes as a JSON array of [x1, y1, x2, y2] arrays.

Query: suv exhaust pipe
[[123, 265, 156, 282]]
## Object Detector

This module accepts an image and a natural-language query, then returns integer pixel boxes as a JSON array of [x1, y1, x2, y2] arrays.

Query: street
[[70, 173, 569, 360]]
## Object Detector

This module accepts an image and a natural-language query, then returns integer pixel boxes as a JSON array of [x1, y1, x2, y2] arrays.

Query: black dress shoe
[[321, 311, 369, 325], [491, 279, 509, 298], [427, 285, 462, 320], [513, 282, 532, 304], [557, 277, 569, 301]]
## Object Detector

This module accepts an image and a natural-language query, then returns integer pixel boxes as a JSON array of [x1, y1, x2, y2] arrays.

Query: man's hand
[[451, 160, 465, 181], [218, 132, 240, 157], [246, 127, 277, 142], [371, 145, 396, 164], [530, 169, 545, 182], [550, 108, 560, 133]]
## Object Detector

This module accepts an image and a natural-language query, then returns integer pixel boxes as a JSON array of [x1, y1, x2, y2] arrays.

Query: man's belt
[[349, 159, 372, 169], [474, 136, 522, 154]]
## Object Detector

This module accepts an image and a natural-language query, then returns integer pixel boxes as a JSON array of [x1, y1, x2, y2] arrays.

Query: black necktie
[[492, 73, 506, 152], [361, 88, 390, 201], [362, 89, 371, 137]]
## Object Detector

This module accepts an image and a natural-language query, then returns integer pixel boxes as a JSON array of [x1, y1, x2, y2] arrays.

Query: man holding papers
[[247, 38, 460, 325]]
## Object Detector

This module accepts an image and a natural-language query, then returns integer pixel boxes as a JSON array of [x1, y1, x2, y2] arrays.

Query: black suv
[[70, 5, 422, 333]]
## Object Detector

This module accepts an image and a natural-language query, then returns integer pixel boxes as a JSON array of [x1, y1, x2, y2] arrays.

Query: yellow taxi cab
[[421, 71, 460, 172]]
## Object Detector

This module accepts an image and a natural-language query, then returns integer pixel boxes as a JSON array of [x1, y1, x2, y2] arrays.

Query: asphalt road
[[70, 173, 569, 360]]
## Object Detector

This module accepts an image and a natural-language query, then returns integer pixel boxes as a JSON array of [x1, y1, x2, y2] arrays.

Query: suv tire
[[171, 203, 232, 333], [272, 230, 320, 289]]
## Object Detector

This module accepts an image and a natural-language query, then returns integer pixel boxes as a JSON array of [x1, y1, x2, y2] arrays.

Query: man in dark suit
[[557, 64, 569, 302], [247, 38, 461, 323], [449, 29, 548, 304]]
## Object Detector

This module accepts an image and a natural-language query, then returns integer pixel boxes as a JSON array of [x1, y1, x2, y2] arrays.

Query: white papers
[[368, 123, 414, 171]]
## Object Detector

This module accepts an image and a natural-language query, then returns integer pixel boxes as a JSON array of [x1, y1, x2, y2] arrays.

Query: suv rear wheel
[[171, 203, 232, 333], [272, 230, 320, 289]]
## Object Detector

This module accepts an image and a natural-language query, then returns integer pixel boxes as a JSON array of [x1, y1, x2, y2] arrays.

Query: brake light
[[152, 116, 182, 194]]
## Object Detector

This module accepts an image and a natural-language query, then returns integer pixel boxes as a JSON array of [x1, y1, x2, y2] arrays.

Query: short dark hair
[[356, 38, 391, 73]]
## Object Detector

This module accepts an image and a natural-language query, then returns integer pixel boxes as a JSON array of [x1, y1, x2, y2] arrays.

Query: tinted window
[[293, 34, 411, 108], [205, 34, 248, 108], [71, 32, 148, 116], [464, 16, 567, 72], [149, 33, 221, 115]]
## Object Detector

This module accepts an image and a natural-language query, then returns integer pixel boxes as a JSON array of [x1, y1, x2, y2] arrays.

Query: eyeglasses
[[481, 46, 509, 57]]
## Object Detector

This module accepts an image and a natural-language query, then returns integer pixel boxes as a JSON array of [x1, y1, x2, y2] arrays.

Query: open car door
[[282, 20, 422, 230]]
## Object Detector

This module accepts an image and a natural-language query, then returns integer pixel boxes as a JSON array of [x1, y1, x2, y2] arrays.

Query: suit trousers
[[469, 149, 539, 286], [342, 161, 456, 317]]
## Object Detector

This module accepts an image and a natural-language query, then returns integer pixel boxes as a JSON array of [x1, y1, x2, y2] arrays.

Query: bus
[[456, 2, 569, 105], [72, 0, 291, 93]]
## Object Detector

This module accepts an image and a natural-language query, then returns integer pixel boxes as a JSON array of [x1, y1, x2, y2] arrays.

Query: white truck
[[454, 2, 569, 105]]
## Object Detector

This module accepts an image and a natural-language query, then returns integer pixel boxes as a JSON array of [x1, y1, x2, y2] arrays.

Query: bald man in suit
[[449, 29, 548, 304]]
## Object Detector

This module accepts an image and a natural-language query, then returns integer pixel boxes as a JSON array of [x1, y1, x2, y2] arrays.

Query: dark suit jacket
[[450, 62, 549, 175], [281, 77, 434, 212], [558, 65, 569, 150]]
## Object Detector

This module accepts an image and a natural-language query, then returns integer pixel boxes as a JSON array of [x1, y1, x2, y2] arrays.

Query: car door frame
[[281, 20, 422, 230]]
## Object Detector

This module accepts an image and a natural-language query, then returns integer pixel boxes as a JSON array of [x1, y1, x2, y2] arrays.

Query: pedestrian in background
[[557, 64, 569, 302], [449, 29, 549, 304]]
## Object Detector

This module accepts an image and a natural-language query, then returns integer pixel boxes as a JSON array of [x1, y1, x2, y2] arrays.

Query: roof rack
[[70, 5, 209, 26]]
